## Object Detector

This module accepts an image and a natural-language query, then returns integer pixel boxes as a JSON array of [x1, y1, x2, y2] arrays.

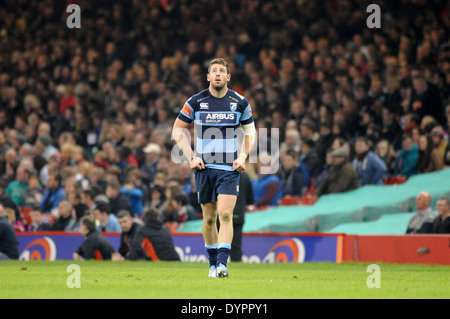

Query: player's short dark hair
[[208, 58, 230, 74]]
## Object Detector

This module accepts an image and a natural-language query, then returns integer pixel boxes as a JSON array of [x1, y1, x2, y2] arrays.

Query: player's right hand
[[190, 157, 205, 170]]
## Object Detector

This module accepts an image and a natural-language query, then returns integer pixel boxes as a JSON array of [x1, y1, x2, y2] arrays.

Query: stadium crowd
[[0, 0, 450, 245]]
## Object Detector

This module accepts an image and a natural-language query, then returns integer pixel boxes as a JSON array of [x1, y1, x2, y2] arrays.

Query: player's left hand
[[232, 156, 246, 173]]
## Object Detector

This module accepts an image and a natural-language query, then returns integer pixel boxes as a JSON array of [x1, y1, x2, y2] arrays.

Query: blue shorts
[[194, 168, 240, 204]]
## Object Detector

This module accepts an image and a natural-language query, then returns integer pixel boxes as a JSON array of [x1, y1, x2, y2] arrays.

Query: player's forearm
[[172, 121, 195, 161], [240, 122, 256, 160]]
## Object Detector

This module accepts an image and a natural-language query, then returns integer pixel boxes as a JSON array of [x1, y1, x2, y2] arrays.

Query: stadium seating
[[177, 169, 450, 234]]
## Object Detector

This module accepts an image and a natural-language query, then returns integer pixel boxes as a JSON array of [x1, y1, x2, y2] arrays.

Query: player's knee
[[204, 214, 216, 226], [219, 210, 233, 222]]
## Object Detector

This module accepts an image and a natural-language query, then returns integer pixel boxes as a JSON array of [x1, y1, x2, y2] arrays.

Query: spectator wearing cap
[[93, 200, 122, 232], [140, 143, 161, 185], [314, 147, 359, 196]]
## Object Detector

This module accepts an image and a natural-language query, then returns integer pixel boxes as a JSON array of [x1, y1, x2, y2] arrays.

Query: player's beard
[[210, 81, 226, 93]]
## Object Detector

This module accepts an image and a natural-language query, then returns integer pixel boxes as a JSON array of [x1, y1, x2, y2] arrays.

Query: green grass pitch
[[0, 261, 448, 299]]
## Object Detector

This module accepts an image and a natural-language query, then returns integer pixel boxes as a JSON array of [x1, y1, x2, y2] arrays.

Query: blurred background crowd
[[0, 0, 450, 232]]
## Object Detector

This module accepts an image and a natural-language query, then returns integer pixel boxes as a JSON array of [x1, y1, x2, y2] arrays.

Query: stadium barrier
[[16, 232, 342, 263], [15, 232, 450, 265], [342, 234, 450, 265]]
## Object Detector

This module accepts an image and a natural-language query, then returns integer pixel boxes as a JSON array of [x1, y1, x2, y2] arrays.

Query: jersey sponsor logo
[[200, 112, 237, 124], [200, 102, 209, 109]]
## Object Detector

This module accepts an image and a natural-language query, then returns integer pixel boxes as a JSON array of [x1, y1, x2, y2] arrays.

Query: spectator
[[417, 134, 444, 173], [20, 174, 43, 208], [429, 197, 450, 234], [28, 206, 52, 231], [164, 193, 197, 223], [121, 178, 143, 217], [251, 152, 283, 207], [51, 199, 74, 231], [34, 134, 58, 161], [40, 174, 66, 214], [394, 134, 419, 178], [105, 181, 133, 216], [73, 216, 116, 261], [4, 207, 25, 232], [315, 148, 333, 188], [409, 74, 443, 125], [406, 191, 435, 234], [114, 207, 180, 261], [430, 125, 448, 161], [277, 148, 305, 197], [140, 143, 161, 185], [380, 106, 403, 151], [5, 165, 30, 207], [300, 138, 322, 182], [352, 137, 387, 186], [0, 204, 19, 260], [116, 210, 142, 258], [93, 201, 122, 232], [148, 184, 166, 210], [315, 147, 359, 196], [375, 139, 396, 176]]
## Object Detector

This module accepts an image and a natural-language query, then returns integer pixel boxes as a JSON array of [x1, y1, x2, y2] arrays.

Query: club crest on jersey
[[230, 102, 237, 112]]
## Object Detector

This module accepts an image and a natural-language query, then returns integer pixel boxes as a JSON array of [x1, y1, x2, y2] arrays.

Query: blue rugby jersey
[[177, 88, 254, 171]]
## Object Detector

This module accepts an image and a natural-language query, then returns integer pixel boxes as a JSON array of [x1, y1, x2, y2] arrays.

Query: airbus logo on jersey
[[206, 113, 235, 121], [200, 112, 237, 124]]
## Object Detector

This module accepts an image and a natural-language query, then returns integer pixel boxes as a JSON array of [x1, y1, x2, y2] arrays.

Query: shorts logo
[[236, 185, 239, 194], [230, 102, 237, 112]]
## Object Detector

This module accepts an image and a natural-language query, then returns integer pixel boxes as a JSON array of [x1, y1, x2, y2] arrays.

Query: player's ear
[[227, 74, 231, 82], [207, 73, 211, 82]]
